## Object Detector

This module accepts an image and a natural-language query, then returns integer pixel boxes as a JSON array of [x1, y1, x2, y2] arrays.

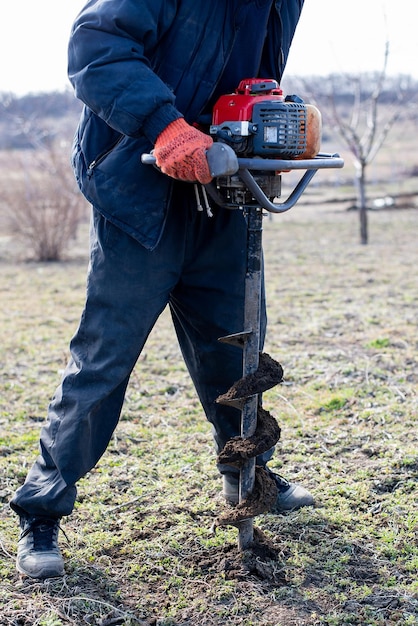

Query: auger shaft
[[237, 204, 264, 550]]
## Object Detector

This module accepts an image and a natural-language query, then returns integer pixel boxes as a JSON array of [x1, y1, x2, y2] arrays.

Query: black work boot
[[269, 472, 315, 511], [17, 516, 64, 578]]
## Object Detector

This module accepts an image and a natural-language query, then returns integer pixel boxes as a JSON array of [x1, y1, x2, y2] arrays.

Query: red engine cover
[[212, 78, 284, 125]]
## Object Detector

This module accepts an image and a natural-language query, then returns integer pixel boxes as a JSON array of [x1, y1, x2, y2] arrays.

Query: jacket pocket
[[86, 135, 124, 179]]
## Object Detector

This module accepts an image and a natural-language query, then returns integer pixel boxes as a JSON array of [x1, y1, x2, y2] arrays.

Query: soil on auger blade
[[217, 406, 281, 467], [214, 466, 278, 527], [216, 352, 283, 405]]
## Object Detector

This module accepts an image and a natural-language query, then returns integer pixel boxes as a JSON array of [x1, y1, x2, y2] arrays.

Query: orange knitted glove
[[154, 118, 213, 184]]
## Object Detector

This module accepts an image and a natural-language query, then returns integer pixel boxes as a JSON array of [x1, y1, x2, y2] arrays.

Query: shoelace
[[270, 472, 291, 493], [20, 518, 67, 551]]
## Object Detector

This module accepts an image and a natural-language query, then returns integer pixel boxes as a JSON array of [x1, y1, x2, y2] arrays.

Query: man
[[11, 0, 313, 579]]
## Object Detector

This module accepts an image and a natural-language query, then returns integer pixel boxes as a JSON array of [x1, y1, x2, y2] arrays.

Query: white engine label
[[264, 126, 278, 143]]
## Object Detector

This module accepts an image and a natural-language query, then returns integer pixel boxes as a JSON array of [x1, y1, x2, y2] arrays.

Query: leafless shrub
[[0, 142, 87, 261]]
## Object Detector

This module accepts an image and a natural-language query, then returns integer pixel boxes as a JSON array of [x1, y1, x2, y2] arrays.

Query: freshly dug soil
[[217, 406, 281, 467], [211, 526, 283, 583], [214, 466, 278, 527], [216, 352, 283, 405]]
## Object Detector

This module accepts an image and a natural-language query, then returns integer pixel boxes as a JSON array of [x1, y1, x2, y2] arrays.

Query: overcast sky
[[1, 0, 416, 95]]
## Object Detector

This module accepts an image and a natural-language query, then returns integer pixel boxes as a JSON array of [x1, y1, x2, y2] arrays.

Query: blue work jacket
[[68, 0, 304, 249]]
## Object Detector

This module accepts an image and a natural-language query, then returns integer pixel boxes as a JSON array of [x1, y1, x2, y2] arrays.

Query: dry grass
[[0, 164, 417, 625]]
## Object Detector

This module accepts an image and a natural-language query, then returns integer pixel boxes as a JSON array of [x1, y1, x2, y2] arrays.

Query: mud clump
[[214, 466, 278, 527], [216, 352, 283, 406], [217, 406, 281, 467], [251, 526, 280, 561]]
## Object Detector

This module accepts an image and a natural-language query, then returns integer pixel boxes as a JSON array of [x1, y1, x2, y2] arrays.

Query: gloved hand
[[153, 118, 213, 184]]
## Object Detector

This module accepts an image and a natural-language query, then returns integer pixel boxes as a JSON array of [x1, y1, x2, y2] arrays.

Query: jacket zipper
[[87, 135, 124, 178]]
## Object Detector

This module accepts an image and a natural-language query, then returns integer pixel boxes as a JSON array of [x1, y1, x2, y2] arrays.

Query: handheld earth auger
[[143, 78, 344, 551]]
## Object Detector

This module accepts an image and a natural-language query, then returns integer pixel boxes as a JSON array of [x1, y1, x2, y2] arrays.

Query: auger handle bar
[[141, 144, 344, 213]]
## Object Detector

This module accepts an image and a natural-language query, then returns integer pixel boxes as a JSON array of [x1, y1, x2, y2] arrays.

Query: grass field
[[0, 177, 417, 625]]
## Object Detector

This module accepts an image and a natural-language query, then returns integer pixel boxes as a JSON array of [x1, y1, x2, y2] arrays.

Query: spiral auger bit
[[214, 198, 284, 550], [205, 154, 343, 551]]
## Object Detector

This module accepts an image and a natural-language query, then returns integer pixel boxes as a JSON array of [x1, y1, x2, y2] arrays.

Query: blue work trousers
[[11, 183, 268, 518]]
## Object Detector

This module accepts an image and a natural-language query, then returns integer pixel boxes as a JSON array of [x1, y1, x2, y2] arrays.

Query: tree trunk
[[357, 164, 368, 245]]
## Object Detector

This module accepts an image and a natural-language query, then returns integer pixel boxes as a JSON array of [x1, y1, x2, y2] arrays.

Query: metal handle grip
[[141, 143, 239, 177]]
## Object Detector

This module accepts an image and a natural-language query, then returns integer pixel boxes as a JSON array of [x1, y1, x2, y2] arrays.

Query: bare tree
[[329, 42, 404, 244], [288, 43, 413, 244]]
